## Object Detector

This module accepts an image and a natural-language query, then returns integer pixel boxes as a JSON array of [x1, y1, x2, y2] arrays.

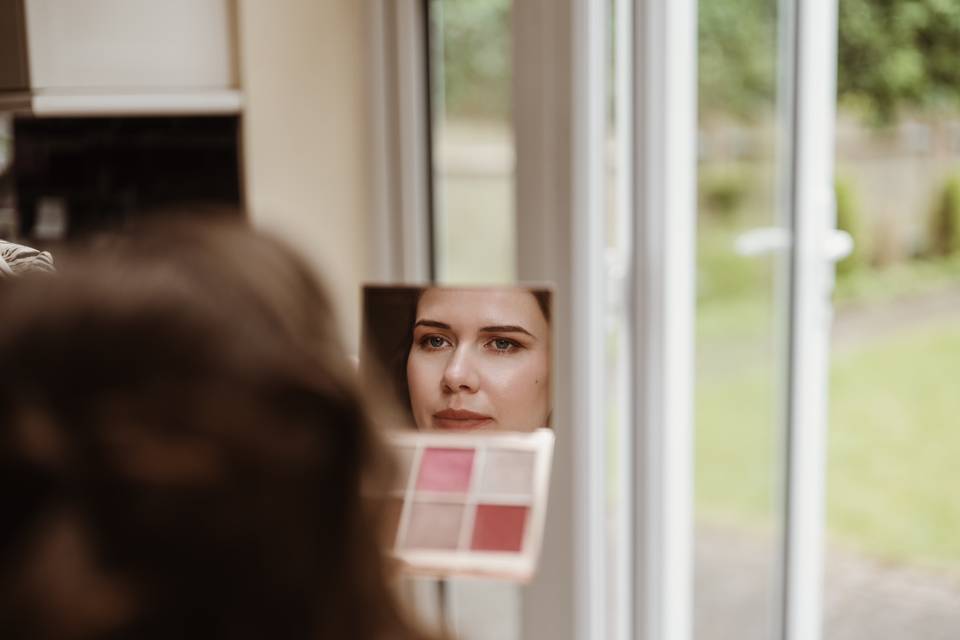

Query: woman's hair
[[0, 220, 439, 640]]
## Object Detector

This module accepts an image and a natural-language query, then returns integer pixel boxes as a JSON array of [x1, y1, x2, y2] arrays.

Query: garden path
[[695, 521, 960, 640]]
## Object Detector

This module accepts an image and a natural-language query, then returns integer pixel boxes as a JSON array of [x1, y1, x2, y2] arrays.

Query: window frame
[[369, 0, 842, 638]]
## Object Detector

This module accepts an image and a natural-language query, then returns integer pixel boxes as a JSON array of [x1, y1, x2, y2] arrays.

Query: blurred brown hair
[[0, 219, 440, 640]]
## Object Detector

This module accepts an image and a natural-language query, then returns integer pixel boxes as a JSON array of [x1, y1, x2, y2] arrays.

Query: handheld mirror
[[361, 285, 553, 433], [362, 285, 555, 582]]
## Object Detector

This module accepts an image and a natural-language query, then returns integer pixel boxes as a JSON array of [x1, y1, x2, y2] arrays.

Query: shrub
[[835, 176, 869, 276], [928, 174, 960, 258], [700, 170, 750, 222]]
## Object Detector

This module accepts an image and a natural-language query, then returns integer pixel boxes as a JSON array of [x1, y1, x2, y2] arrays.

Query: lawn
[[436, 138, 960, 573], [695, 273, 960, 573], [828, 322, 960, 569]]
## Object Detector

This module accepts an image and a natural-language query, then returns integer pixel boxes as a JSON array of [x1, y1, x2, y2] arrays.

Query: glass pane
[[825, 3, 960, 635], [426, 3, 520, 639], [694, 0, 788, 637], [429, 0, 515, 284]]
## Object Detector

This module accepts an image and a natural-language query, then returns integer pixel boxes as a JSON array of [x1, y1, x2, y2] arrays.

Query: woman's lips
[[432, 409, 493, 430]]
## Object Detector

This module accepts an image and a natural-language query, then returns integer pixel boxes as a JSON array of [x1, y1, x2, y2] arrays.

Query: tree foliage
[[699, 0, 778, 120], [437, 0, 960, 125], [698, 0, 960, 124], [838, 0, 960, 124], [928, 174, 960, 257], [433, 0, 512, 121]]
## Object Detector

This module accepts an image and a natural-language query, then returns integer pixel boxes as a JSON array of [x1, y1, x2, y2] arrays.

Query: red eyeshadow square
[[470, 504, 528, 552], [416, 447, 475, 492]]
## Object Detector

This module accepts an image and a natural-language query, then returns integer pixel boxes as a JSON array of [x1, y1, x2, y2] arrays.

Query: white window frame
[[513, 0, 696, 638], [369, 0, 841, 638], [513, 0, 611, 637], [368, 0, 433, 283], [780, 1, 840, 639]]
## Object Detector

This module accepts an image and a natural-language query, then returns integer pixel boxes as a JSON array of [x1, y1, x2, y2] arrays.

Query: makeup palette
[[384, 428, 554, 582]]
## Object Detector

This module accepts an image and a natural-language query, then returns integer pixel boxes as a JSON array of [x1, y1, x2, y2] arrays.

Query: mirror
[[361, 285, 553, 432]]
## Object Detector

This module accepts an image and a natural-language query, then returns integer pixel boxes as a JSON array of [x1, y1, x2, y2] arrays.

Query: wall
[[237, 0, 372, 351]]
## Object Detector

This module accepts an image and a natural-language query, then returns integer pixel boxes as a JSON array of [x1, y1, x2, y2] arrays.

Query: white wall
[[237, 0, 372, 350]]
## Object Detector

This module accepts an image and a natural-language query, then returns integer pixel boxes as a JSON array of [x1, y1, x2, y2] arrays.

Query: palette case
[[384, 428, 554, 582]]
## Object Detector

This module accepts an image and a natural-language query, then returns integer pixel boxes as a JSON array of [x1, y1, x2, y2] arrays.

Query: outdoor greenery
[[440, 0, 960, 125], [828, 322, 960, 568], [699, 0, 778, 119], [927, 174, 960, 257], [699, 167, 753, 222], [434, 0, 511, 121], [698, 0, 960, 124], [834, 253, 960, 302], [835, 176, 870, 275], [696, 306, 960, 571], [695, 170, 960, 572], [436, 0, 960, 574], [838, 0, 960, 125]]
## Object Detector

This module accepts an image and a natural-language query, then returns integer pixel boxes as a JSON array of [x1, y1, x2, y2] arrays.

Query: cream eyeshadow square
[[403, 502, 464, 550], [478, 449, 535, 496]]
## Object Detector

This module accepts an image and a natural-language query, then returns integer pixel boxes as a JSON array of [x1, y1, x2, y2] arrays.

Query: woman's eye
[[489, 338, 520, 352], [421, 335, 450, 350]]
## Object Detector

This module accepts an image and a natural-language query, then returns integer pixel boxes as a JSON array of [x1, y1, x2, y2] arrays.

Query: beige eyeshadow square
[[402, 502, 464, 550], [479, 449, 535, 496]]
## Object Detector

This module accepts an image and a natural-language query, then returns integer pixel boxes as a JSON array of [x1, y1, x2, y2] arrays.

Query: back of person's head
[[0, 219, 438, 640]]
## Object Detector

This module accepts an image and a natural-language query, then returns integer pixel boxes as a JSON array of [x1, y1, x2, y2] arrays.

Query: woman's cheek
[[407, 355, 429, 408], [486, 356, 538, 396]]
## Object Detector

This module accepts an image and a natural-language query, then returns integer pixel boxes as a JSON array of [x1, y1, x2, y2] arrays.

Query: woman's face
[[406, 288, 550, 431]]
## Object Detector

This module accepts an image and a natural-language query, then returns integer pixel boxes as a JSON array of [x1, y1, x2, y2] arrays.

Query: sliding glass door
[[375, 0, 844, 638], [693, 0, 792, 636]]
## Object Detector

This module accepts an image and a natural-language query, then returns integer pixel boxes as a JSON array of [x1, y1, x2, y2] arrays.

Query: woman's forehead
[[416, 288, 545, 328]]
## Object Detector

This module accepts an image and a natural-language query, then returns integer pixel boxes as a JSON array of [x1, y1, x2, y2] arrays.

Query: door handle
[[823, 229, 853, 263], [734, 226, 790, 256], [734, 227, 853, 263]]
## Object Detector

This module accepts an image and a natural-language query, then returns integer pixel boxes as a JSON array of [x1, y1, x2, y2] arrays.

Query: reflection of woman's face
[[406, 288, 550, 431]]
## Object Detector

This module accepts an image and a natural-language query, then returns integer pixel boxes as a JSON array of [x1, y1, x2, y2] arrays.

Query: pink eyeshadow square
[[416, 447, 475, 492], [470, 504, 528, 553]]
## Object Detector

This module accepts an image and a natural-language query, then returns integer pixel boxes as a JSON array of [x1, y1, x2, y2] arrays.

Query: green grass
[[834, 254, 960, 304], [696, 288, 960, 572], [827, 324, 960, 569], [696, 358, 779, 523]]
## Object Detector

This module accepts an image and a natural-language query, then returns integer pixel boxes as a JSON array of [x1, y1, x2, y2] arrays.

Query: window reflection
[[429, 0, 515, 285]]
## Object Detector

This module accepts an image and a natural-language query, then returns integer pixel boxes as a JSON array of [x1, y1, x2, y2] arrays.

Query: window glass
[[694, 1, 788, 637], [825, 3, 960, 636], [426, 3, 520, 638], [429, 0, 515, 285]]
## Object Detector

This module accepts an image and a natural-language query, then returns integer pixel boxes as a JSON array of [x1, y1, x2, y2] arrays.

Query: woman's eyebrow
[[414, 319, 451, 330], [479, 325, 535, 337]]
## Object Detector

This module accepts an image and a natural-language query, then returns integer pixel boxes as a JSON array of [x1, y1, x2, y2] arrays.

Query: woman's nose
[[441, 347, 479, 392]]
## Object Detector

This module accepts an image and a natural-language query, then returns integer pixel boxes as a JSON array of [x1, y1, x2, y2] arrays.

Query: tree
[[838, 0, 960, 125], [698, 0, 960, 124], [699, 0, 778, 120], [433, 0, 512, 121], [437, 0, 960, 125]]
